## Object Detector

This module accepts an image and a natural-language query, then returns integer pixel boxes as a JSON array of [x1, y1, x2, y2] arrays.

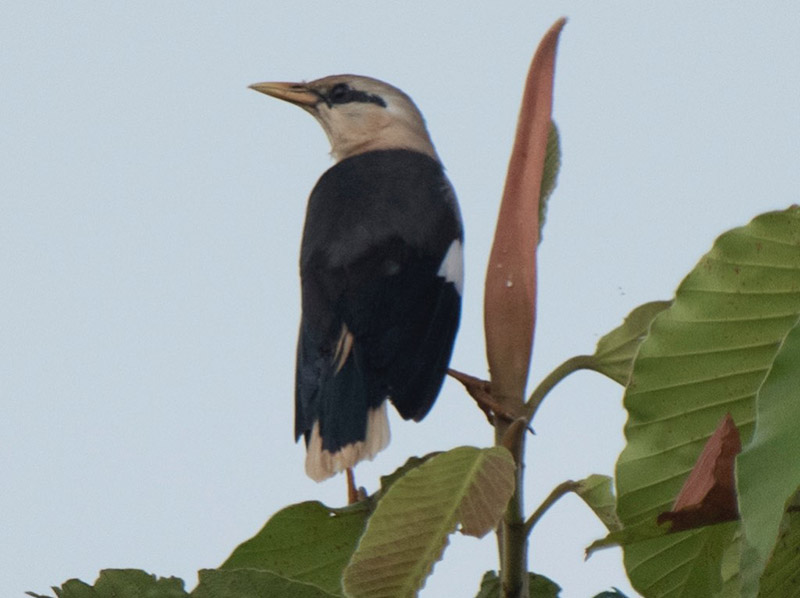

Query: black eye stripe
[[324, 83, 387, 108], [329, 83, 350, 102]]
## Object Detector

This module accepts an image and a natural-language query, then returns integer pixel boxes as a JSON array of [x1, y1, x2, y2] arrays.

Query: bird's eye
[[329, 83, 350, 102], [324, 83, 387, 108]]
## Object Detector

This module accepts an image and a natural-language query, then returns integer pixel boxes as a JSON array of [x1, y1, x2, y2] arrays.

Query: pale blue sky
[[3, 3, 799, 597]]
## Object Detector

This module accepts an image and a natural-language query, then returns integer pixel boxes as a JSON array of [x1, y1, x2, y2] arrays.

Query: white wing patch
[[332, 323, 354, 374], [437, 239, 463, 295]]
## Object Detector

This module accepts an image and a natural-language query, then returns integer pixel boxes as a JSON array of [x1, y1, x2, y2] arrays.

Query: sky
[[2, 2, 799, 597]]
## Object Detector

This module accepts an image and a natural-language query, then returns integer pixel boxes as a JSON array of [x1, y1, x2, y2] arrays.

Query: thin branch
[[448, 368, 526, 425], [524, 480, 581, 536], [523, 354, 596, 423]]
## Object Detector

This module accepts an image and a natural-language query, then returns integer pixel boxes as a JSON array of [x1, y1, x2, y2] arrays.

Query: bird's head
[[249, 74, 438, 162]]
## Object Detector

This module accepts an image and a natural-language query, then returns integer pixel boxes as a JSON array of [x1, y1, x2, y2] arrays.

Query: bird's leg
[[346, 468, 368, 503], [346, 467, 359, 504]]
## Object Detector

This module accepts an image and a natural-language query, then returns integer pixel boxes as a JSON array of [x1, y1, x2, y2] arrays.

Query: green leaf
[[626, 523, 737, 597], [376, 452, 441, 498], [475, 570, 561, 598], [756, 509, 800, 598], [591, 301, 672, 385], [48, 570, 187, 598], [737, 318, 800, 597], [615, 207, 800, 597], [715, 531, 742, 598], [220, 500, 370, 596], [591, 589, 630, 598], [538, 121, 561, 243], [585, 517, 673, 557], [575, 474, 622, 533], [343, 446, 515, 598], [194, 569, 338, 598]]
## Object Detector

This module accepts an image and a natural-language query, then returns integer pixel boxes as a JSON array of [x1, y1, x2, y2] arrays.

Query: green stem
[[523, 480, 580, 536], [494, 355, 594, 596], [495, 417, 528, 598], [524, 354, 596, 423]]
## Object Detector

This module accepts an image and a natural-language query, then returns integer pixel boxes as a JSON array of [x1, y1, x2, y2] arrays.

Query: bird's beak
[[248, 81, 319, 107]]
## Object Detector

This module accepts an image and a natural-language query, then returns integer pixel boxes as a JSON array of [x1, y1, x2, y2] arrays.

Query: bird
[[250, 75, 463, 492]]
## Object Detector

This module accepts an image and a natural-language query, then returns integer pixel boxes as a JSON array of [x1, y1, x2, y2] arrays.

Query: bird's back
[[296, 149, 462, 480]]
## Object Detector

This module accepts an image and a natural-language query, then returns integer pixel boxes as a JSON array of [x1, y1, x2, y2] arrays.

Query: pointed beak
[[248, 81, 319, 107]]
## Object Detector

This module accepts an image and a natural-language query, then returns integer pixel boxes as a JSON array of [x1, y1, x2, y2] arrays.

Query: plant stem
[[524, 354, 596, 423], [493, 354, 594, 596], [523, 480, 580, 536], [493, 355, 592, 596], [495, 417, 528, 597]]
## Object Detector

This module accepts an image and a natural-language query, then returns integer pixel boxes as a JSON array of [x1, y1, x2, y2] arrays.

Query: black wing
[[295, 149, 462, 455]]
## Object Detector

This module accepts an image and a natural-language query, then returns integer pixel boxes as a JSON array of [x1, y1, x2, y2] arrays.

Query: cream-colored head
[[250, 74, 438, 162]]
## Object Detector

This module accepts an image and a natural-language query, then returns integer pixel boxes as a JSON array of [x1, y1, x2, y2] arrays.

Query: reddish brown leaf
[[484, 18, 566, 405], [657, 413, 742, 532]]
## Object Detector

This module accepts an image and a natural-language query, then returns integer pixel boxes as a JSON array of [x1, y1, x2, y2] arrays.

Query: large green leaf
[[756, 509, 800, 597], [737, 318, 800, 597], [615, 207, 800, 597], [220, 500, 370, 596], [585, 516, 681, 559], [715, 531, 742, 598], [714, 510, 800, 598], [624, 522, 738, 597], [342, 446, 515, 598], [590, 301, 672, 386], [45, 570, 187, 598], [193, 569, 339, 598], [376, 453, 441, 498]]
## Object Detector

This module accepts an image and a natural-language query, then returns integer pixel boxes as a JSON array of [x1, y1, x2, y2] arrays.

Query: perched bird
[[250, 75, 463, 486]]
